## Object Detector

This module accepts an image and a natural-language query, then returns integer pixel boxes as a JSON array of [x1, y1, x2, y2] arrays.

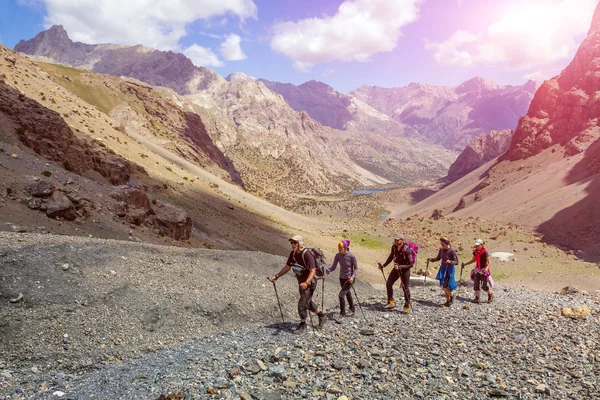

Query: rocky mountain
[[259, 79, 416, 137], [446, 129, 512, 180], [351, 78, 538, 150], [15, 26, 457, 196], [504, 6, 600, 161], [393, 2, 600, 260]]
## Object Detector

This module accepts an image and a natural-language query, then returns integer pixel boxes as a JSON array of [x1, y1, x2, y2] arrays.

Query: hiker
[[268, 235, 326, 333], [427, 236, 458, 307], [378, 233, 415, 312], [326, 239, 358, 318], [461, 239, 493, 303]]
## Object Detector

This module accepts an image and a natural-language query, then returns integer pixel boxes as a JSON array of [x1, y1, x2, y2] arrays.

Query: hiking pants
[[473, 272, 489, 292], [298, 282, 318, 320], [387, 267, 411, 303], [339, 278, 355, 315]]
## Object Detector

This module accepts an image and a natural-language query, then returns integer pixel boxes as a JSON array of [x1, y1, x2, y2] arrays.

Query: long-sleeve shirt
[[430, 247, 458, 266], [383, 244, 414, 268], [327, 252, 358, 279]]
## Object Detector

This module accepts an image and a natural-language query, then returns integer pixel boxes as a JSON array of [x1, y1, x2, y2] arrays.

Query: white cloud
[[220, 33, 246, 61], [30, 0, 257, 51], [184, 44, 224, 67], [426, 0, 597, 69], [270, 0, 422, 72]]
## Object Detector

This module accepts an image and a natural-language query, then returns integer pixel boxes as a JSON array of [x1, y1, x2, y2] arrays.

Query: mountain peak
[[456, 76, 499, 94], [225, 72, 257, 82]]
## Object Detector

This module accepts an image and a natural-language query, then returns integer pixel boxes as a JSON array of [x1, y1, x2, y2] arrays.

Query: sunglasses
[[290, 241, 298, 245]]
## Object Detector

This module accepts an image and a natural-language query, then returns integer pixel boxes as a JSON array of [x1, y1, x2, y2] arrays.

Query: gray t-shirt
[[327, 252, 358, 279]]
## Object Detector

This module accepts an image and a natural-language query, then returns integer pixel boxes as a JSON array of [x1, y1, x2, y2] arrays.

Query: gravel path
[[1, 262, 598, 399]]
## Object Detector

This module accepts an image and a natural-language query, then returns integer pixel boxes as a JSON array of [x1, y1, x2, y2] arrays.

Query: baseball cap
[[394, 233, 404, 240], [474, 239, 484, 246], [289, 235, 303, 242]]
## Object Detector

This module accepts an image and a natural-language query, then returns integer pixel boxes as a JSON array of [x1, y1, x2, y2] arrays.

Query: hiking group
[[268, 233, 494, 333]]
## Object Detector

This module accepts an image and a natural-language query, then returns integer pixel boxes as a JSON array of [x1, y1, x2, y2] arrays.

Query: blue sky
[[0, 0, 596, 93]]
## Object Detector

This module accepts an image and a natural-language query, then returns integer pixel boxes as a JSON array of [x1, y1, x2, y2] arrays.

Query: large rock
[[148, 202, 192, 240], [561, 306, 591, 319], [25, 178, 55, 198], [46, 192, 75, 220], [447, 129, 512, 180], [109, 186, 152, 213]]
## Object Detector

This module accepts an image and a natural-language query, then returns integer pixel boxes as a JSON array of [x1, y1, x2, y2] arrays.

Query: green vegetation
[[41, 170, 52, 177], [37, 63, 126, 114], [346, 232, 389, 251]]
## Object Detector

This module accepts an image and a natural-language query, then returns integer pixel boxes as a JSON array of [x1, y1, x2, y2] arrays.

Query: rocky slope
[[1, 233, 598, 399], [447, 129, 512, 180], [351, 78, 537, 150]]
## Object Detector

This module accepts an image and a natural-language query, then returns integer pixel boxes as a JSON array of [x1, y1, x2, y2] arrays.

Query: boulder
[[149, 202, 192, 240], [561, 306, 591, 319], [430, 209, 444, 220], [126, 208, 148, 226], [109, 186, 152, 212], [46, 192, 75, 220], [560, 286, 580, 295], [25, 178, 55, 197]]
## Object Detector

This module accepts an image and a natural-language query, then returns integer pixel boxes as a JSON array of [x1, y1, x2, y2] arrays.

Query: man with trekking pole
[[378, 233, 415, 313], [268, 235, 327, 333]]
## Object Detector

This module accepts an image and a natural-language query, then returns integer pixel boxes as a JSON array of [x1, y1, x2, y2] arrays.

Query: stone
[[46, 192, 75, 220], [26, 178, 55, 197], [148, 201, 192, 240], [28, 198, 42, 210], [561, 306, 591, 319], [560, 286, 580, 295], [268, 364, 287, 379], [109, 186, 152, 213]]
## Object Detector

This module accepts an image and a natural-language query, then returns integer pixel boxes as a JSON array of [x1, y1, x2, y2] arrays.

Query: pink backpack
[[403, 242, 419, 266]]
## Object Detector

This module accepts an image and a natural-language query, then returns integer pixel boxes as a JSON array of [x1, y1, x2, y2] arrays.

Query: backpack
[[302, 248, 326, 278], [403, 242, 419, 266]]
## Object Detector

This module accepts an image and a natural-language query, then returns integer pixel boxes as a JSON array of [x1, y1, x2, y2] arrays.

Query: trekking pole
[[321, 276, 325, 312], [424, 260, 430, 284], [457, 263, 465, 298], [350, 283, 375, 335], [378, 262, 387, 283], [307, 308, 318, 336], [272, 281, 285, 324]]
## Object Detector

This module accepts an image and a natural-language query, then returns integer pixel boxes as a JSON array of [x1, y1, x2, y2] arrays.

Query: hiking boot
[[384, 300, 395, 309], [403, 302, 410, 313], [487, 292, 494, 303], [347, 310, 355, 317], [450, 295, 454, 305], [317, 313, 327, 329], [472, 297, 480, 304], [292, 322, 306, 334], [443, 300, 450, 307]]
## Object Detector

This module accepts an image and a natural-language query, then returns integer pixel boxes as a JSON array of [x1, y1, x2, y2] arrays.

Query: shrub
[[41, 170, 52, 177], [6, 188, 12, 195], [163, 183, 168, 189], [15, 126, 26, 135], [1, 73, 6, 79], [41, 96, 46, 101], [183, 176, 188, 180], [151, 199, 157, 205], [63, 160, 73, 172]]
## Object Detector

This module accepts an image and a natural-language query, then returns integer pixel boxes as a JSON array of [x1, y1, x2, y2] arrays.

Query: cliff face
[[505, 4, 600, 161], [447, 129, 512, 180]]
